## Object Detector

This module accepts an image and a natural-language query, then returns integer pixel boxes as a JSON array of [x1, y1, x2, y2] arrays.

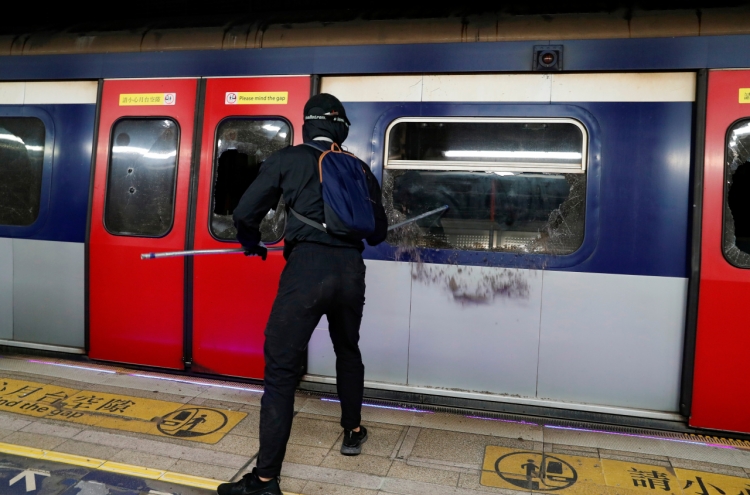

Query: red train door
[[89, 79, 198, 369], [190, 77, 309, 378], [692, 70, 750, 433]]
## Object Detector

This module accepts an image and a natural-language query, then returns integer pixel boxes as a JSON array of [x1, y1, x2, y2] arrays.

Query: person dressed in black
[[217, 94, 388, 495]]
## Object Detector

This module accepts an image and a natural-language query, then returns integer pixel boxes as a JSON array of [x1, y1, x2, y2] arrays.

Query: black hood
[[302, 93, 350, 145], [302, 119, 349, 145]]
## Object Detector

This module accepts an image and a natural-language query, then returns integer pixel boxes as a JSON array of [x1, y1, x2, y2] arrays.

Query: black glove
[[243, 244, 268, 261]]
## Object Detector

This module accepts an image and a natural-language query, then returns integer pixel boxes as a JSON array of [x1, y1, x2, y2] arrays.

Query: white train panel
[[322, 73, 697, 103], [408, 264, 543, 396], [537, 271, 687, 412], [12, 239, 85, 349], [308, 259, 413, 384]]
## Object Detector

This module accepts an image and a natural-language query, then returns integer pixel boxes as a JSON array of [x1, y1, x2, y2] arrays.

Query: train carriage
[[0, 9, 748, 434]]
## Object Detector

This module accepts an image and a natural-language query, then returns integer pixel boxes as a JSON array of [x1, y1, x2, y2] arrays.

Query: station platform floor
[[0, 354, 748, 495]]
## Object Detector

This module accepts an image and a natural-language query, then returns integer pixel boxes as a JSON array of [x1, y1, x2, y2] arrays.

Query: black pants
[[256, 242, 366, 478]]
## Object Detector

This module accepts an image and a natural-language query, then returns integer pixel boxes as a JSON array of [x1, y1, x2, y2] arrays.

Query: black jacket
[[233, 141, 388, 258]]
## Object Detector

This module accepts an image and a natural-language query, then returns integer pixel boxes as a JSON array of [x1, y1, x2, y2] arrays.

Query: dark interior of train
[[724, 119, 750, 265], [0, 119, 44, 227], [211, 119, 290, 243], [727, 163, 750, 253], [384, 120, 586, 254]]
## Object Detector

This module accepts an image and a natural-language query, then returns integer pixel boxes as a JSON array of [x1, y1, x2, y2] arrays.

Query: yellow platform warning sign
[[482, 446, 750, 495], [0, 378, 245, 444], [119, 93, 176, 106]]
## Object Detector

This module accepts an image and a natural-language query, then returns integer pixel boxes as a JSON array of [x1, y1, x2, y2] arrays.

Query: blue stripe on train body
[[0, 104, 96, 243], [0, 35, 750, 78], [348, 101, 692, 279]]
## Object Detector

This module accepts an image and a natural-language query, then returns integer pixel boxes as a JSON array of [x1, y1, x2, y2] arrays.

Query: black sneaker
[[340, 426, 368, 456], [217, 468, 281, 495]]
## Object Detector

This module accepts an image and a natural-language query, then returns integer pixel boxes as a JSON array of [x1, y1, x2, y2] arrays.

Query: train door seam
[[535, 270, 545, 398], [406, 262, 413, 385], [183, 78, 206, 369]]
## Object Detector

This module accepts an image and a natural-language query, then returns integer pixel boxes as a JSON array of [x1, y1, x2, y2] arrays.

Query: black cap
[[304, 93, 350, 127]]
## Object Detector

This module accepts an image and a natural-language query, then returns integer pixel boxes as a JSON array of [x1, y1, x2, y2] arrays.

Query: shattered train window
[[0, 118, 45, 226], [105, 118, 179, 237], [383, 119, 587, 255], [211, 118, 291, 243], [724, 119, 750, 267]]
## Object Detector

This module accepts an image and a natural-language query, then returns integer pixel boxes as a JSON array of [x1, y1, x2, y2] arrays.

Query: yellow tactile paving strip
[[0, 440, 303, 494], [0, 377, 246, 444], [0, 441, 222, 490], [481, 446, 750, 494]]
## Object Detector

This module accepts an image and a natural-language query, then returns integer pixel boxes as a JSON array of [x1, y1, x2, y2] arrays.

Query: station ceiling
[[4, 1, 750, 34]]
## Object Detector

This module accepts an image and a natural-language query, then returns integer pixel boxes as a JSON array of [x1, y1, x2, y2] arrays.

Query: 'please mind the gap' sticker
[[225, 92, 288, 105]]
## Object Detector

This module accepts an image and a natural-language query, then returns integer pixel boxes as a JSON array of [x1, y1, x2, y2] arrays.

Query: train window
[[384, 118, 587, 255], [211, 118, 291, 243], [104, 118, 179, 237], [724, 119, 750, 267], [0, 117, 45, 226]]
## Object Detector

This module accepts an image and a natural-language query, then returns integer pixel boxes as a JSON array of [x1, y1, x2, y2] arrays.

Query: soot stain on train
[[380, 170, 587, 304], [412, 264, 532, 305]]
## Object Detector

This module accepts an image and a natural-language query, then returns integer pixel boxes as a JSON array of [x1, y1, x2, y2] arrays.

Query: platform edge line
[[0, 440, 306, 493], [0, 441, 46, 459], [159, 471, 222, 490], [44, 451, 105, 468], [100, 460, 165, 479]]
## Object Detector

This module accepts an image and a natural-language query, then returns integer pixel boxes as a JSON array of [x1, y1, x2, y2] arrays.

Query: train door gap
[[680, 69, 707, 419], [184, 78, 207, 369], [85, 79, 105, 355]]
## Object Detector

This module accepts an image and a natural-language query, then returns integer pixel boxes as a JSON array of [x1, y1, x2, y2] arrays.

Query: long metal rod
[[141, 247, 283, 260], [141, 204, 449, 260], [387, 205, 449, 231]]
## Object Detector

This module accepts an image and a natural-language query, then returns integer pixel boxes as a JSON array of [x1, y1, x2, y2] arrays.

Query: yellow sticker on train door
[[119, 93, 176, 106], [739, 88, 750, 103], [224, 92, 288, 105]]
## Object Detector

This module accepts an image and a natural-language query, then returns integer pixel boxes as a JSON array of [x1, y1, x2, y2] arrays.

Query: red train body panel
[[691, 70, 750, 433], [89, 79, 198, 369], [191, 77, 309, 378]]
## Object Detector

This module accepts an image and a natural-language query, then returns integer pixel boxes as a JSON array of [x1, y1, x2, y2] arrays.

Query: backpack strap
[[288, 207, 327, 233], [303, 141, 340, 183], [290, 142, 330, 232]]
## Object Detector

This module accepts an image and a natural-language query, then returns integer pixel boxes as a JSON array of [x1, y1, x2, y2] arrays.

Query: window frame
[[103, 116, 182, 239], [722, 117, 750, 269], [367, 103, 600, 271], [384, 117, 588, 174], [381, 115, 589, 256], [208, 115, 293, 245], [0, 108, 54, 237]]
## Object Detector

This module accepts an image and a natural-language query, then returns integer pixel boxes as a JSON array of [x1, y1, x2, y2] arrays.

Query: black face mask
[[302, 119, 349, 145]]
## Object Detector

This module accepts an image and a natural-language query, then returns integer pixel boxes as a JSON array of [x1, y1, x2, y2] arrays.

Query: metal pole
[[141, 247, 283, 260], [141, 205, 448, 260], [387, 205, 449, 231]]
